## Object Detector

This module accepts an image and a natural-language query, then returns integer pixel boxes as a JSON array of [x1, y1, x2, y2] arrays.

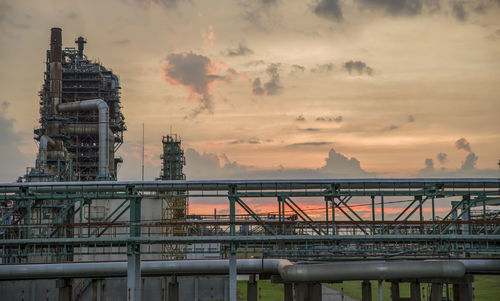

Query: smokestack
[[75, 36, 86, 58], [48, 27, 63, 134]]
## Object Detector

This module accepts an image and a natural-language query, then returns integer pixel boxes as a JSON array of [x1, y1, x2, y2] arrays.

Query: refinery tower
[[25, 28, 126, 182]]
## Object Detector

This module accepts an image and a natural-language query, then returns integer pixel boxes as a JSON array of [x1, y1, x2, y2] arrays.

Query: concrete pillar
[[56, 279, 72, 301], [293, 283, 321, 301], [91, 279, 104, 301], [127, 252, 141, 301], [194, 277, 199, 301], [362, 280, 372, 301], [390, 282, 400, 301], [284, 283, 293, 301], [247, 275, 258, 301], [410, 282, 421, 301], [229, 253, 237, 301], [431, 283, 443, 301], [167, 276, 179, 301], [453, 281, 473, 301]]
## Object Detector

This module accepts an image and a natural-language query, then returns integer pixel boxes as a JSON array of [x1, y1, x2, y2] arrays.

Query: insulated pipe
[[0, 259, 484, 281], [280, 261, 466, 282], [38, 135, 56, 169], [64, 124, 99, 136], [57, 99, 109, 178]]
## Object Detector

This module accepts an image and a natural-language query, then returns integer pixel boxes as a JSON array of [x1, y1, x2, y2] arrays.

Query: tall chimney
[[75, 36, 86, 58], [48, 27, 63, 135]]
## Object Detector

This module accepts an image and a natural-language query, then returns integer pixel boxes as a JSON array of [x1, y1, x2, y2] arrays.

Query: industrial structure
[[26, 27, 125, 182], [0, 28, 499, 301], [158, 135, 188, 259]]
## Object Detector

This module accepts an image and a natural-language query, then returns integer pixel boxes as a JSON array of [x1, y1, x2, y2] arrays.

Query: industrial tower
[[159, 135, 188, 259]]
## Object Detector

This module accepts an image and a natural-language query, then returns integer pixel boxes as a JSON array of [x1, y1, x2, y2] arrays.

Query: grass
[[327, 275, 500, 301], [237, 280, 283, 301], [236, 276, 500, 301]]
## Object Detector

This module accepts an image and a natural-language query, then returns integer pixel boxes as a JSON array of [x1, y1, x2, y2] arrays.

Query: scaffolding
[[159, 135, 187, 259]]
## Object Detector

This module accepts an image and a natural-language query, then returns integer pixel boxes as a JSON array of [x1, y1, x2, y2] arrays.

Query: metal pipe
[[279, 261, 466, 282], [0, 259, 491, 282], [38, 135, 56, 169], [57, 99, 109, 178]]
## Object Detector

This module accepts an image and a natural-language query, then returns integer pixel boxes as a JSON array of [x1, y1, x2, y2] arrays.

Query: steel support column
[[362, 280, 372, 301], [229, 185, 237, 301], [127, 188, 141, 301], [247, 274, 258, 301]]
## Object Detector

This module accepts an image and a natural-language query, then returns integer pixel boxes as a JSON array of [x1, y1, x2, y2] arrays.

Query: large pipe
[[38, 135, 56, 170], [57, 99, 109, 178], [280, 261, 466, 282], [0, 259, 488, 282]]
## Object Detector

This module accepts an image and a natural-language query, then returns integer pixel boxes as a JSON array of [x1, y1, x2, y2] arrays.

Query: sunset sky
[[1, 0, 499, 187]]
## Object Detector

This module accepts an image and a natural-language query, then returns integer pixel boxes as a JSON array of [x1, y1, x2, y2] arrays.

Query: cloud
[[229, 137, 261, 144], [202, 25, 215, 48], [496, 29, 500, 36], [313, 0, 343, 22], [425, 158, 434, 169], [344, 60, 373, 75], [437, 152, 447, 164], [316, 116, 342, 122], [184, 147, 373, 179], [162, 52, 234, 115], [454, 137, 471, 152], [408, 115, 415, 122], [357, 0, 423, 16], [135, 0, 180, 9], [245, 60, 266, 67], [241, 0, 279, 30], [298, 127, 321, 132], [290, 64, 305, 75], [251, 63, 282, 96], [310, 63, 334, 73], [461, 152, 478, 170], [384, 124, 399, 131], [0, 101, 31, 182], [452, 2, 467, 22], [296, 115, 306, 122], [289, 142, 331, 147], [225, 43, 254, 57]]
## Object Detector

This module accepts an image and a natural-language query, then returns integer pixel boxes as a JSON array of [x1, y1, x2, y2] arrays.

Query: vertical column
[[410, 282, 420, 301], [362, 280, 372, 301], [331, 197, 336, 235], [390, 282, 400, 301], [371, 195, 376, 235], [325, 197, 329, 235], [308, 283, 322, 301], [228, 185, 237, 301], [431, 282, 443, 301], [284, 283, 293, 301], [432, 196, 436, 233], [167, 276, 179, 301], [247, 275, 258, 301], [452, 277, 473, 301], [378, 280, 383, 301], [127, 187, 142, 301], [381, 195, 385, 234], [56, 279, 72, 301]]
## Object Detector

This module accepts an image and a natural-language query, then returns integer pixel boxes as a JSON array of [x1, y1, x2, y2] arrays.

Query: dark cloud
[[252, 63, 283, 96], [225, 43, 254, 57], [288, 142, 331, 147], [452, 2, 467, 22], [296, 115, 306, 122], [357, 0, 423, 16], [384, 124, 399, 131], [0, 2, 12, 30], [454, 137, 471, 152], [241, 0, 279, 30], [184, 147, 373, 179], [163, 52, 233, 115], [299, 127, 321, 132], [461, 152, 478, 170], [136, 0, 179, 9], [424, 158, 434, 169], [229, 137, 261, 144], [316, 116, 342, 122], [310, 63, 334, 73], [408, 115, 415, 122], [313, 0, 343, 22], [0, 101, 31, 181], [245, 60, 266, 67], [437, 152, 447, 164], [344, 60, 373, 75], [113, 39, 131, 45], [290, 64, 305, 75]]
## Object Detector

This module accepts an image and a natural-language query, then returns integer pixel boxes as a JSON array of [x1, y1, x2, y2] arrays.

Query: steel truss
[[1, 178, 499, 263]]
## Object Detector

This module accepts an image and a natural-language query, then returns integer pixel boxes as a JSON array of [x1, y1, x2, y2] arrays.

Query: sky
[[0, 0, 500, 186]]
